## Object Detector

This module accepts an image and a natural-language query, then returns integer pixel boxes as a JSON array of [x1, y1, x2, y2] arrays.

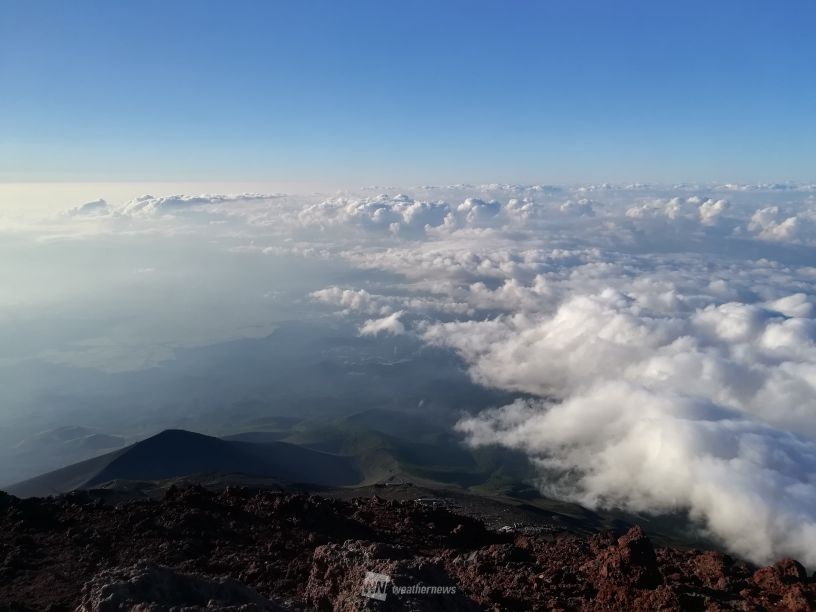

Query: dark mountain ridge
[[6, 429, 362, 498]]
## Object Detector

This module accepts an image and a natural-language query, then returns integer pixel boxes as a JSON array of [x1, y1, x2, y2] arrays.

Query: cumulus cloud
[[456, 390, 816, 566], [118, 193, 281, 216], [420, 293, 809, 565], [298, 193, 538, 237], [298, 193, 451, 235], [422, 283, 816, 564], [559, 198, 596, 217], [359, 311, 406, 336], [746, 205, 816, 245], [455, 198, 503, 225], [625, 196, 729, 226], [311, 286, 389, 315], [699, 198, 729, 225], [310, 285, 472, 317], [67, 199, 111, 216]]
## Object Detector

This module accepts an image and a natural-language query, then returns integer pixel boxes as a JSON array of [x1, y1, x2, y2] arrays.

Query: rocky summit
[[0, 486, 814, 611]]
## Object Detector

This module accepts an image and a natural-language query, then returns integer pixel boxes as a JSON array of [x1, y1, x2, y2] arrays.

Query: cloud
[[455, 198, 503, 225], [699, 198, 729, 225], [456, 389, 816, 567], [117, 193, 282, 216], [299, 193, 533, 237], [359, 311, 405, 336], [625, 196, 729, 226], [422, 283, 816, 564], [310, 286, 472, 317], [559, 198, 596, 217], [298, 194, 451, 236], [47, 183, 816, 565], [67, 199, 111, 216], [747, 205, 816, 245], [295, 186, 816, 565], [311, 287, 390, 315]]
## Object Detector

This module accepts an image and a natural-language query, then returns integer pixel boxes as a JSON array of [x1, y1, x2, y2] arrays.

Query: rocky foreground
[[0, 486, 814, 611]]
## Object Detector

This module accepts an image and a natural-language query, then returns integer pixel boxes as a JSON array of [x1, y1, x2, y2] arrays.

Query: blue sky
[[1, 1, 814, 185]]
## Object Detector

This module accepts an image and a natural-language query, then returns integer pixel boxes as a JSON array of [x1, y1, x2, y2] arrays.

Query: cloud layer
[[44, 183, 816, 564], [294, 185, 816, 565]]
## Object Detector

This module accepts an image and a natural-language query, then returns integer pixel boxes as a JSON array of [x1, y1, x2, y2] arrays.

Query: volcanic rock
[[1, 485, 815, 611], [76, 560, 283, 611]]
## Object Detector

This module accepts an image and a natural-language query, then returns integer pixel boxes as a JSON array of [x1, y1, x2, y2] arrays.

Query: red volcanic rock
[[753, 559, 807, 591], [777, 558, 808, 583], [602, 526, 661, 588], [306, 540, 476, 611], [751, 559, 813, 611], [0, 486, 815, 611], [691, 550, 731, 590], [581, 526, 664, 609]]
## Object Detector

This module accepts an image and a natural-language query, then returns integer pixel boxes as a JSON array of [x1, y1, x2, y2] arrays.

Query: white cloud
[[747, 205, 816, 244], [423, 283, 816, 564], [118, 193, 282, 216], [298, 194, 451, 235], [456, 389, 816, 567], [311, 286, 389, 315], [766, 293, 813, 318], [699, 198, 729, 225], [625, 196, 729, 226], [559, 198, 596, 217], [359, 311, 406, 336], [67, 198, 111, 216]]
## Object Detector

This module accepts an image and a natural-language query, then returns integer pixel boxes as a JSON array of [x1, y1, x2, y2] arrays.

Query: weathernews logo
[[361, 571, 457, 601], [361, 571, 390, 601]]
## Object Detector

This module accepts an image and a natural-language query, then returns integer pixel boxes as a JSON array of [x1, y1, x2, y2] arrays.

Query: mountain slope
[[3, 447, 130, 498], [6, 430, 362, 497], [280, 413, 538, 489]]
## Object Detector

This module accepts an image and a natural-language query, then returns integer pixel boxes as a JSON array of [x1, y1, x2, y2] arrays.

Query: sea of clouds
[[15, 182, 816, 564]]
